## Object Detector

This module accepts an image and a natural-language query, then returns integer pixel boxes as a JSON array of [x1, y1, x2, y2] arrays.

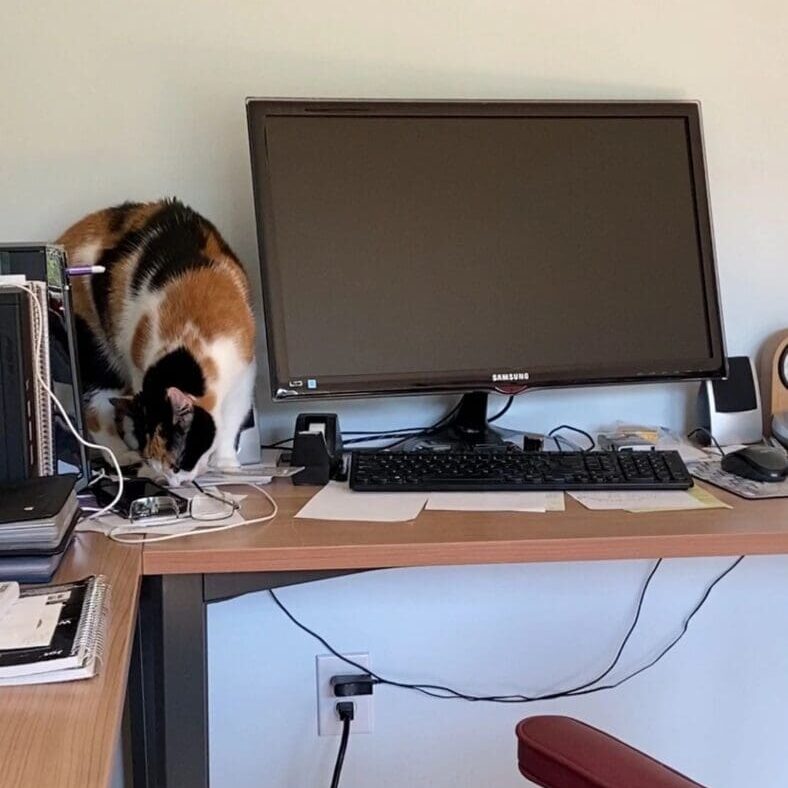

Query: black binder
[[0, 291, 36, 482]]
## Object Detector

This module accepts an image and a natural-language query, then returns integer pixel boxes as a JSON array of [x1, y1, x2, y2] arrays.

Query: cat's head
[[111, 386, 216, 486]]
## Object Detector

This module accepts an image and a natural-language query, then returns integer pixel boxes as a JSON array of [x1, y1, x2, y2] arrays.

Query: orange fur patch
[[158, 268, 255, 362], [131, 314, 152, 370], [85, 406, 100, 434], [195, 392, 217, 412], [145, 430, 169, 463]]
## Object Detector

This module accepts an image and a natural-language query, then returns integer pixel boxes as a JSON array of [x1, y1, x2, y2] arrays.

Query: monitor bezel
[[246, 99, 727, 401]]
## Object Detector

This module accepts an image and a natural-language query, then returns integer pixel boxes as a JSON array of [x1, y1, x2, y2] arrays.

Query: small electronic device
[[721, 445, 788, 483], [93, 478, 189, 520], [697, 356, 763, 447], [290, 413, 344, 485], [349, 449, 693, 492]]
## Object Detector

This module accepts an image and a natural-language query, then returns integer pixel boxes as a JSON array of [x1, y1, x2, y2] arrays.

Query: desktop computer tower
[[0, 244, 89, 487]]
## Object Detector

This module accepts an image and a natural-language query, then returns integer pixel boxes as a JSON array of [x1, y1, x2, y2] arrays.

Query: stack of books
[[0, 474, 80, 582]]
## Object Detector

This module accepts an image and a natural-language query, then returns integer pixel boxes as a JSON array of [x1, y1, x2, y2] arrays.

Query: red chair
[[516, 716, 707, 787]]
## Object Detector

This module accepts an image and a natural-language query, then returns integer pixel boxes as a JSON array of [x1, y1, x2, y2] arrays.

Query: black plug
[[331, 673, 376, 697], [336, 701, 355, 722]]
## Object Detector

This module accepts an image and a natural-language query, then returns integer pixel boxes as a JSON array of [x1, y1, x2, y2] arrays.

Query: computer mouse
[[721, 445, 788, 483]]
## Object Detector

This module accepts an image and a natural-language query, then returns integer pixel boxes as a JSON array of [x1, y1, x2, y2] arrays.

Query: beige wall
[[2, 4, 786, 437]]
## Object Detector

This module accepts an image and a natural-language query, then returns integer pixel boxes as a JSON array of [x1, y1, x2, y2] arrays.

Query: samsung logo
[[492, 372, 530, 382]]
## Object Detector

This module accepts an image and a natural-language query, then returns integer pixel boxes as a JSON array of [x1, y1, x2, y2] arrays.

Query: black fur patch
[[74, 316, 126, 392], [89, 269, 113, 335], [107, 201, 142, 233], [142, 347, 206, 399], [177, 407, 216, 471], [136, 347, 213, 470], [94, 205, 166, 334], [130, 200, 215, 293]]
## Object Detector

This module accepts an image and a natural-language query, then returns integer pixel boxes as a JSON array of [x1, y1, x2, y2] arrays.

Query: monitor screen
[[247, 101, 725, 399]]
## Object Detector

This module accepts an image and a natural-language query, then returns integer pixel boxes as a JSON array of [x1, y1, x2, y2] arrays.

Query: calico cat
[[58, 199, 256, 485]]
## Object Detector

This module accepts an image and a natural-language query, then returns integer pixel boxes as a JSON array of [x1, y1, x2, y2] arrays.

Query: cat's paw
[[213, 455, 241, 470]]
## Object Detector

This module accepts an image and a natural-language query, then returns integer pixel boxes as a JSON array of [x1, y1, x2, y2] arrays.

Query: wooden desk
[[143, 480, 788, 575], [132, 479, 788, 788], [6, 481, 788, 788], [0, 534, 141, 788]]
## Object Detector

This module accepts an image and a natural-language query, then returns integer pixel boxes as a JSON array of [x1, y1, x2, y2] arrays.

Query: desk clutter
[[0, 575, 108, 685], [0, 475, 80, 582]]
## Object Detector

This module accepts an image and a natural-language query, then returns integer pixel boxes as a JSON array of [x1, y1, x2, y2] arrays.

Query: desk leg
[[129, 575, 208, 788], [127, 569, 367, 787]]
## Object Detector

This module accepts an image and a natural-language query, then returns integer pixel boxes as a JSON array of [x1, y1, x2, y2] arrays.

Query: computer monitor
[[247, 100, 726, 445]]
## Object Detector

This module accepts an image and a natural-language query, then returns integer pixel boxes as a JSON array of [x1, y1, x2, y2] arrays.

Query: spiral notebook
[[0, 575, 109, 685]]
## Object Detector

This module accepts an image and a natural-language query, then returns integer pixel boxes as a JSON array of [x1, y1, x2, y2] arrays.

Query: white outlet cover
[[316, 652, 374, 736]]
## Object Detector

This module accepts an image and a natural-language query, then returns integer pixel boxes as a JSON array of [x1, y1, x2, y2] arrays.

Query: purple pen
[[65, 265, 106, 276]]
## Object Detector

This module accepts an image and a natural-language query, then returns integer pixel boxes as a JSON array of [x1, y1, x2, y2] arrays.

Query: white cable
[[107, 484, 278, 543], [3, 283, 125, 519]]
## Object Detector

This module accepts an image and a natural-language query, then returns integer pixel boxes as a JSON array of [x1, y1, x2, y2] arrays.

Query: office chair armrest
[[516, 716, 706, 788]]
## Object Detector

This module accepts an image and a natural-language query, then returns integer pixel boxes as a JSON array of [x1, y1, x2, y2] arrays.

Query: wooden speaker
[[760, 329, 788, 434]]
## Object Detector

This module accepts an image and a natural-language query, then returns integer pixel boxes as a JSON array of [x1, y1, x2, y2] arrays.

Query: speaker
[[698, 356, 763, 446], [760, 330, 788, 448]]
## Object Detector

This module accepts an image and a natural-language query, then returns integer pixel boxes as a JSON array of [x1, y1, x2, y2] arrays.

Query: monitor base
[[396, 392, 510, 452]]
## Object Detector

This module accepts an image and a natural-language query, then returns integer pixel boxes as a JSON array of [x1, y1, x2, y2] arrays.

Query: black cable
[[488, 395, 514, 423], [270, 563, 656, 703], [261, 437, 294, 450], [268, 555, 742, 703], [330, 400, 465, 448], [191, 481, 241, 513], [270, 396, 516, 451], [330, 705, 354, 788], [547, 424, 596, 451], [559, 556, 745, 698], [687, 427, 725, 457], [376, 396, 518, 450], [551, 434, 578, 453]]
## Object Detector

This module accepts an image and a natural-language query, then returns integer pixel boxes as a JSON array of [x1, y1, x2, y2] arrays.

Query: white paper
[[0, 597, 61, 649], [295, 481, 427, 522], [425, 492, 549, 512], [650, 438, 711, 463], [569, 490, 708, 512], [189, 464, 301, 487]]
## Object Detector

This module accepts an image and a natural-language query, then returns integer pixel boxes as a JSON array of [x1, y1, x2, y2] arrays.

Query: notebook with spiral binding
[[0, 575, 109, 685]]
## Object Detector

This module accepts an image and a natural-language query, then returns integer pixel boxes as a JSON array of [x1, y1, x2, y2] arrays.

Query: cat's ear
[[166, 387, 195, 430]]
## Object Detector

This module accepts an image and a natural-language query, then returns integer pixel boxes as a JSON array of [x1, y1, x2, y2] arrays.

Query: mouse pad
[[689, 460, 788, 499]]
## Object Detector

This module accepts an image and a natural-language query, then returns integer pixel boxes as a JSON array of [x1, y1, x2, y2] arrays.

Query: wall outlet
[[316, 653, 374, 736]]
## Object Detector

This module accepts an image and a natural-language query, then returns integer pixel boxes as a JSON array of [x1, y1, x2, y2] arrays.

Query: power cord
[[331, 702, 355, 788], [268, 556, 743, 703], [547, 424, 596, 452], [687, 427, 726, 457]]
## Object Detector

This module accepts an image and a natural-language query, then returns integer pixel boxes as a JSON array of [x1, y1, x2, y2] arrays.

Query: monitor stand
[[397, 392, 509, 452]]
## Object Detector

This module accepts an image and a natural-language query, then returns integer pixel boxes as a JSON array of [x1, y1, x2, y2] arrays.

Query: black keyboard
[[349, 450, 693, 492]]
